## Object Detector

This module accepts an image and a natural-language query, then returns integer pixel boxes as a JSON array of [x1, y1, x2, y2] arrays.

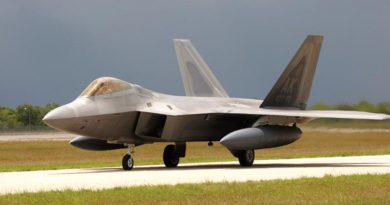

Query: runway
[[1, 155, 390, 195], [0, 132, 74, 141]]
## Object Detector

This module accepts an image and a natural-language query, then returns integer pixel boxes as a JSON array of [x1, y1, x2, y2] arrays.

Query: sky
[[0, 0, 389, 107]]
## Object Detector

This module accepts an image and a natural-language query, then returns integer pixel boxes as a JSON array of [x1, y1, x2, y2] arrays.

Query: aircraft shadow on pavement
[[59, 162, 389, 175]]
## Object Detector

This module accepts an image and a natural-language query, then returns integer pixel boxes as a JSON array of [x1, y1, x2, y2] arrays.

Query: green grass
[[1, 130, 390, 172], [0, 174, 389, 204]]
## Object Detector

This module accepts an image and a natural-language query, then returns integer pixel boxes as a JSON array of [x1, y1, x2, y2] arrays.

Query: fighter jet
[[43, 35, 390, 170]]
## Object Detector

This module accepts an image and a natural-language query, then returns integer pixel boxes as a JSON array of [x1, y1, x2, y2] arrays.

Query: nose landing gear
[[122, 144, 135, 170], [122, 154, 133, 170]]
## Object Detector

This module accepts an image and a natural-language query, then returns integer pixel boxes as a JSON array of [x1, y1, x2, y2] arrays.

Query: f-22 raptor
[[43, 35, 390, 170]]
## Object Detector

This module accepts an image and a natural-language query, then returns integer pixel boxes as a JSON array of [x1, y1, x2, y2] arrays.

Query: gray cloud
[[0, 0, 389, 107]]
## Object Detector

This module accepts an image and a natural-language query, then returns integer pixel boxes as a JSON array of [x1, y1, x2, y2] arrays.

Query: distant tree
[[0, 107, 21, 129], [15, 103, 60, 127], [377, 102, 390, 114], [0, 103, 61, 130], [311, 102, 331, 110], [16, 104, 39, 126], [356, 100, 377, 113], [310, 101, 390, 114], [37, 103, 60, 125], [333, 103, 356, 111]]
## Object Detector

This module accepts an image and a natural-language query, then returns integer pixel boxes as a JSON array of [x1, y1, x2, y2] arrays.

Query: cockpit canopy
[[80, 77, 131, 97]]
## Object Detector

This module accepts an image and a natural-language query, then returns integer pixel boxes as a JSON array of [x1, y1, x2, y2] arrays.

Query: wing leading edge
[[239, 108, 390, 120]]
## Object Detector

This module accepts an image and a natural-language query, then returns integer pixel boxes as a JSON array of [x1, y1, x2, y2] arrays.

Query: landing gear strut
[[163, 143, 186, 168], [122, 145, 134, 170]]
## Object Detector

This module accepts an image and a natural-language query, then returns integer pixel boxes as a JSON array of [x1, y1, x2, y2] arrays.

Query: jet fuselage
[[43, 79, 262, 145]]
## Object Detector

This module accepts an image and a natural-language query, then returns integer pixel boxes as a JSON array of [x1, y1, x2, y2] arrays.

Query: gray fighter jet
[[43, 35, 390, 170]]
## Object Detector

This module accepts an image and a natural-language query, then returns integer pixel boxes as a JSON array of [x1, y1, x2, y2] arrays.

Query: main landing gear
[[163, 145, 180, 167], [121, 143, 254, 170], [163, 143, 186, 168], [233, 149, 255, 167]]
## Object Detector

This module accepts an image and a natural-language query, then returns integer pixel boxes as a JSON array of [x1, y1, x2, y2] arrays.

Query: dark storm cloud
[[0, 0, 389, 107]]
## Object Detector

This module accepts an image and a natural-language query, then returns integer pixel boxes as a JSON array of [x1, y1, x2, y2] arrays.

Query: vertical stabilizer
[[260, 35, 323, 110], [174, 39, 229, 97]]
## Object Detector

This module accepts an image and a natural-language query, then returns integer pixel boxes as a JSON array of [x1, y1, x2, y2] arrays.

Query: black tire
[[122, 154, 134, 170], [163, 145, 180, 168], [238, 149, 255, 167]]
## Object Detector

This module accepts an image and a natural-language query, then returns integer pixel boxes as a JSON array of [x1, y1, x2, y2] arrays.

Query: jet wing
[[229, 107, 390, 120], [135, 105, 389, 140], [138, 105, 390, 121]]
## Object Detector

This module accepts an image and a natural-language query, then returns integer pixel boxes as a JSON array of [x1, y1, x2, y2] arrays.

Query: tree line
[[311, 101, 390, 114], [0, 103, 59, 130]]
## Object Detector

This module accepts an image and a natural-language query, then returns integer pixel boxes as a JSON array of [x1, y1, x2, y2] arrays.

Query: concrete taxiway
[[0, 132, 74, 141], [1, 155, 390, 195]]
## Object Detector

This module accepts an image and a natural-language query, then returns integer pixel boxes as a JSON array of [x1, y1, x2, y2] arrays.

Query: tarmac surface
[[1, 155, 390, 195], [0, 132, 74, 141]]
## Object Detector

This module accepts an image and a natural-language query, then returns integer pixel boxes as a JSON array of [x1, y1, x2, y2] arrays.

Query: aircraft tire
[[122, 154, 134, 170], [238, 149, 255, 167], [163, 144, 180, 168]]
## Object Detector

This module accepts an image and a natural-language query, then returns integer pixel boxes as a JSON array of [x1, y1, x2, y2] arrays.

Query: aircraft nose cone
[[43, 105, 76, 128]]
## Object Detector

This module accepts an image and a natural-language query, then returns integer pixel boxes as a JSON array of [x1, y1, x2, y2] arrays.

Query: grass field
[[0, 174, 389, 205], [1, 121, 390, 203], [1, 130, 390, 172]]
